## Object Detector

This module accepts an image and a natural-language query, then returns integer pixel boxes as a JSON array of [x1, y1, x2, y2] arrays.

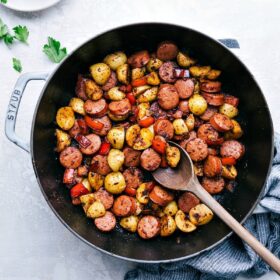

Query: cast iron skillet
[[5, 23, 274, 263]]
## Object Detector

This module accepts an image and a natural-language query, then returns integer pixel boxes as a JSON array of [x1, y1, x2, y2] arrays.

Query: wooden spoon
[[152, 141, 280, 274]]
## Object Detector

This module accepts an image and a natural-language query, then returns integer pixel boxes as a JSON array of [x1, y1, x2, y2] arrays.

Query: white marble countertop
[[0, 0, 280, 279]]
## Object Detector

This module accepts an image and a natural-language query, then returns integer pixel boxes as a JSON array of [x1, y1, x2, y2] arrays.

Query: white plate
[[0, 0, 61, 12]]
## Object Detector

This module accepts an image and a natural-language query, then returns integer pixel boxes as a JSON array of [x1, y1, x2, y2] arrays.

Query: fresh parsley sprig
[[43, 37, 67, 63], [1, 0, 7, 4], [13, 25, 29, 43], [13, 58, 22, 73]]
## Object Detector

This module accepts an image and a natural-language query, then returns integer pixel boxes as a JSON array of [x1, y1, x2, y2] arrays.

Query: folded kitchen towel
[[125, 133, 280, 280]]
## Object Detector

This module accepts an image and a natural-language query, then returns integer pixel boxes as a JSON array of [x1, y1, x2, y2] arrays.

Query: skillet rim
[[30, 22, 274, 263]]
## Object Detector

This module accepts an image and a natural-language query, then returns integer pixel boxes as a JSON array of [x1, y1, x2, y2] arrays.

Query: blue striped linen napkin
[[125, 132, 280, 280]]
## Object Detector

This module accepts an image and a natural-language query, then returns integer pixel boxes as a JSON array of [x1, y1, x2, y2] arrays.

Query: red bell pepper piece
[[221, 157, 237, 165], [152, 138, 167, 154], [131, 77, 147, 87], [74, 134, 91, 148], [85, 116, 104, 130], [77, 119, 88, 135], [138, 116, 155, 128], [127, 92, 136, 105], [124, 186, 137, 196], [70, 183, 89, 198], [99, 142, 111, 155]]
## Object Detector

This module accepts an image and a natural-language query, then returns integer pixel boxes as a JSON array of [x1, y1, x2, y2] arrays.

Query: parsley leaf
[[13, 25, 29, 43], [1, 0, 7, 4], [4, 33, 13, 46], [13, 58, 22, 73], [43, 37, 67, 63], [0, 18, 8, 37]]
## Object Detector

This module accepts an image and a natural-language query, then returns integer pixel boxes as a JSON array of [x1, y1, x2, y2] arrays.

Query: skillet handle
[[5, 72, 49, 153]]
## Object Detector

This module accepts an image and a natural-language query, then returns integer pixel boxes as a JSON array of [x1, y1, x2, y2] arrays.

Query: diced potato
[[80, 193, 95, 213], [86, 201, 106, 218], [107, 126, 125, 149], [163, 201, 178, 216], [137, 102, 150, 120], [166, 145, 180, 168], [108, 87, 126, 101], [107, 149, 124, 172], [219, 103, 239, 119], [185, 114, 195, 131], [177, 52, 196, 68], [189, 94, 208, 115], [82, 178, 91, 192], [194, 162, 204, 177], [108, 112, 128, 122], [90, 63, 111, 85], [126, 124, 141, 147], [69, 97, 85, 115], [85, 79, 103, 100], [104, 172, 126, 194], [175, 210, 197, 232], [224, 120, 243, 140], [133, 85, 150, 97], [56, 106, 75, 130], [138, 87, 158, 103], [189, 204, 213, 226], [136, 183, 150, 204], [146, 72, 160, 85], [135, 200, 143, 215], [133, 127, 154, 150], [55, 129, 71, 152], [146, 58, 163, 72], [206, 69, 221, 80], [88, 171, 104, 191], [116, 63, 130, 85], [160, 215, 177, 237], [120, 215, 139, 232], [104, 51, 127, 70], [193, 80, 200, 94], [189, 66, 211, 78], [173, 119, 188, 135], [222, 165, 237, 180], [131, 67, 146, 80]]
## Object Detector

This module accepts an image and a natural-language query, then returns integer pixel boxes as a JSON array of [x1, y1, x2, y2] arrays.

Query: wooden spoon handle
[[191, 181, 280, 274]]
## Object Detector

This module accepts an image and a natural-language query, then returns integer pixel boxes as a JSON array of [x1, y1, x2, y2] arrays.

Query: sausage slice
[[113, 195, 135, 217], [128, 50, 150, 68], [102, 71, 117, 91], [156, 41, 178, 61], [178, 100, 189, 115], [108, 98, 131, 116], [84, 99, 108, 116], [123, 167, 143, 189], [203, 155, 222, 177], [75, 75, 88, 101], [157, 84, 179, 110], [90, 154, 112, 175], [179, 131, 197, 149], [137, 216, 160, 239], [186, 138, 208, 162], [92, 115, 112, 136], [150, 102, 167, 119], [200, 106, 218, 121], [59, 147, 83, 169], [202, 92, 224, 106], [80, 134, 101, 155], [140, 148, 161, 171], [123, 147, 141, 167], [202, 177, 225, 194], [197, 123, 219, 142], [94, 211, 116, 232], [159, 62, 177, 83], [200, 81, 222, 93], [174, 79, 194, 99], [94, 188, 114, 210], [154, 119, 174, 140], [149, 185, 174, 206], [210, 113, 233, 132], [178, 192, 200, 213], [220, 140, 245, 160]]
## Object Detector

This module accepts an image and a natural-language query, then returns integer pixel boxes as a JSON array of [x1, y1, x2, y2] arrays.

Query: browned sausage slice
[[90, 154, 112, 175], [137, 215, 160, 239], [178, 192, 200, 213], [123, 167, 143, 189], [69, 120, 81, 137], [59, 147, 83, 169], [157, 84, 179, 110], [220, 140, 245, 160], [94, 188, 114, 209], [174, 79, 194, 99], [224, 95, 239, 107], [140, 148, 161, 171], [80, 134, 101, 155], [154, 119, 174, 140], [108, 98, 131, 116], [149, 185, 174, 206], [203, 155, 222, 177], [210, 113, 233, 132], [200, 106, 218, 121], [113, 195, 134, 217], [159, 62, 177, 83], [84, 99, 108, 116], [200, 81, 222, 93], [202, 92, 224, 106], [197, 123, 219, 142], [179, 131, 197, 149], [75, 75, 88, 101], [94, 211, 116, 232], [150, 102, 167, 119], [178, 100, 189, 115], [202, 177, 225, 194], [91, 116, 112, 136], [102, 71, 117, 91], [156, 41, 178, 61], [128, 50, 150, 68], [123, 147, 141, 167], [186, 138, 208, 162]]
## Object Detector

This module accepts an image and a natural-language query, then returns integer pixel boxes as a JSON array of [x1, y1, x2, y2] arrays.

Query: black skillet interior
[[31, 23, 273, 262]]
